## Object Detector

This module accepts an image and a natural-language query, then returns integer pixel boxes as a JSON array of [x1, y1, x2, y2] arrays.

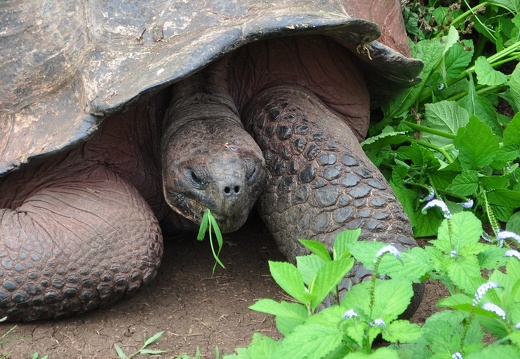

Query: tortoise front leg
[[244, 85, 417, 285], [0, 166, 162, 321]]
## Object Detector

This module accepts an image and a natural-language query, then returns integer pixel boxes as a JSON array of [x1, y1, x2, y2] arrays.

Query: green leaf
[[296, 255, 325, 285], [437, 293, 474, 311], [143, 331, 164, 347], [383, 37, 445, 119], [447, 256, 483, 294], [140, 349, 167, 354], [454, 115, 500, 169], [114, 344, 128, 359], [311, 258, 354, 310], [506, 62, 520, 112], [197, 210, 210, 240], [249, 299, 307, 321], [487, 188, 520, 208], [268, 261, 308, 304], [446, 170, 479, 196], [345, 347, 400, 359], [298, 240, 331, 262], [436, 212, 483, 253], [466, 344, 520, 359], [383, 320, 422, 343], [347, 241, 386, 270], [379, 247, 432, 282], [333, 229, 360, 260], [475, 56, 508, 86], [273, 324, 343, 359], [423, 100, 469, 147], [442, 40, 473, 81], [504, 112, 520, 146], [458, 76, 502, 135], [244, 333, 278, 359]]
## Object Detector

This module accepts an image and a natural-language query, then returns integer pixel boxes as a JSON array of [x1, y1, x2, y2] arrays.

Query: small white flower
[[515, 322, 520, 329], [452, 352, 463, 359], [460, 199, 474, 209], [376, 245, 401, 260], [450, 249, 457, 258], [342, 309, 358, 320], [370, 318, 386, 327], [505, 250, 520, 260], [473, 282, 499, 305], [497, 231, 520, 245], [481, 303, 506, 319], [438, 83, 445, 90], [422, 199, 452, 219]]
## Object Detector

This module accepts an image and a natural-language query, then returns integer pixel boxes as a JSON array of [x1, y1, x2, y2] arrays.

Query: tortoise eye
[[188, 169, 204, 187]]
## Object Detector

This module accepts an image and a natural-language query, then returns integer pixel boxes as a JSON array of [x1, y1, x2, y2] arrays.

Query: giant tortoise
[[0, 0, 423, 321]]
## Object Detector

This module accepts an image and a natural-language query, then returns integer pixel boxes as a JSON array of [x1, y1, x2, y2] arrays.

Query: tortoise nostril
[[224, 185, 240, 195]]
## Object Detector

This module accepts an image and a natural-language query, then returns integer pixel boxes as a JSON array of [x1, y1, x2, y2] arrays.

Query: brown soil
[[0, 216, 447, 359]]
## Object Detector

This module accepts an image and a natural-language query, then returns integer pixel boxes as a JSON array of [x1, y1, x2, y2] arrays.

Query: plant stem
[[402, 121, 457, 139]]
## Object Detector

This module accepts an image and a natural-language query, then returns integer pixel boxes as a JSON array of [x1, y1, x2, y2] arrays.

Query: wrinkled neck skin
[[161, 68, 267, 232]]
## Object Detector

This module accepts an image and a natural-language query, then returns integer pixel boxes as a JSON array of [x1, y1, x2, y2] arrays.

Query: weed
[[114, 331, 166, 359]]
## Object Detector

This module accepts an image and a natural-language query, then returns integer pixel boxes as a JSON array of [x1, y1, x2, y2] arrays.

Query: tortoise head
[[161, 113, 267, 233]]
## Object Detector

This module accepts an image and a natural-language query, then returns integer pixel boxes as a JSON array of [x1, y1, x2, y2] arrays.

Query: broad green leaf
[[458, 76, 502, 135], [423, 100, 469, 147], [296, 255, 325, 285], [383, 320, 422, 343], [345, 322, 367, 347], [342, 280, 413, 322], [241, 333, 278, 359], [446, 170, 479, 196], [436, 212, 483, 252], [506, 211, 520, 235], [454, 116, 500, 169], [447, 256, 483, 294], [506, 62, 520, 112], [268, 261, 307, 304], [504, 112, 520, 146], [488, 0, 520, 13], [333, 229, 360, 260], [250, 299, 308, 336], [345, 347, 400, 359], [421, 311, 468, 355], [379, 247, 432, 282], [475, 56, 508, 86], [437, 293, 474, 311], [249, 299, 307, 320], [466, 344, 520, 359], [298, 240, 331, 262], [310, 258, 354, 310], [442, 40, 473, 81], [273, 324, 343, 359], [487, 188, 520, 208], [347, 241, 386, 270], [383, 37, 445, 119]]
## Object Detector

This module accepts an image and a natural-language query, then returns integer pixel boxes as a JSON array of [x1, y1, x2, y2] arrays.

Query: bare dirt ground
[[0, 215, 446, 359]]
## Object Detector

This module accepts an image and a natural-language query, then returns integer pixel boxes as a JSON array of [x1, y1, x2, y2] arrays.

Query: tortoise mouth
[[164, 189, 252, 233]]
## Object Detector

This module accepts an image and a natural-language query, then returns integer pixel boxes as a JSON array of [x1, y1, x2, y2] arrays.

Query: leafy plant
[[363, 1, 520, 237], [114, 331, 166, 359]]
